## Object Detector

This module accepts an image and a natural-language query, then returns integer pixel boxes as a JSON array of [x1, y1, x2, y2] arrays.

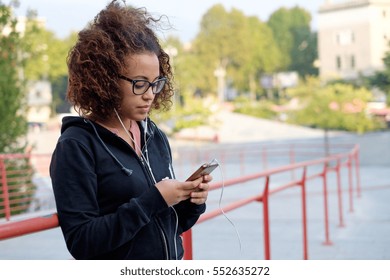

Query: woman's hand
[[155, 177, 202, 206], [190, 174, 212, 205], [155, 174, 212, 206]]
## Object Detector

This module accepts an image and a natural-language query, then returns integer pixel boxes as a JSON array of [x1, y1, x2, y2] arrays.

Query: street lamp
[[214, 65, 226, 103]]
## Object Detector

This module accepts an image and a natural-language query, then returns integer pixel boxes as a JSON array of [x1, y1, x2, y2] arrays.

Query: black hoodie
[[50, 116, 205, 259]]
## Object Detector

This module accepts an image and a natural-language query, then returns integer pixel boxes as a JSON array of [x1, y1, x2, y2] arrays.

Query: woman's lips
[[138, 105, 150, 112]]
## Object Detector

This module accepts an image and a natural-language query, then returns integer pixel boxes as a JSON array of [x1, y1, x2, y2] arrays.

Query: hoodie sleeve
[[50, 138, 168, 259], [154, 127, 206, 233], [174, 200, 206, 233]]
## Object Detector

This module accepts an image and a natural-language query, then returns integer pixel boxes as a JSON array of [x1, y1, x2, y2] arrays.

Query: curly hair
[[66, 0, 174, 121]]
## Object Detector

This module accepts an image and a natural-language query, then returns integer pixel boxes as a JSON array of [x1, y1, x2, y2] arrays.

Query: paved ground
[[174, 109, 341, 143], [0, 110, 389, 260]]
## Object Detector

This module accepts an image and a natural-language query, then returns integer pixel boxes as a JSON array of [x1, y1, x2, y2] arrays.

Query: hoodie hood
[[60, 116, 155, 138], [58, 115, 170, 180]]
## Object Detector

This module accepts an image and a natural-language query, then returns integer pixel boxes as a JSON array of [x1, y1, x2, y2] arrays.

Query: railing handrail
[[182, 144, 360, 260], [0, 213, 58, 240], [208, 150, 351, 192], [0, 143, 361, 260]]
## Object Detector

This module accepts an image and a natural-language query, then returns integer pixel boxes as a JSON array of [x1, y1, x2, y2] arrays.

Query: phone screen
[[186, 160, 218, 181]]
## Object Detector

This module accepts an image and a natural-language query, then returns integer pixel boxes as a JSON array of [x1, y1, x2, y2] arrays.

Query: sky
[[15, 0, 333, 42]]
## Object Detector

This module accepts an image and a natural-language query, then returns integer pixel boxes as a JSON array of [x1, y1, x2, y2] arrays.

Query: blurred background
[[2, 0, 389, 149], [1, 0, 390, 260]]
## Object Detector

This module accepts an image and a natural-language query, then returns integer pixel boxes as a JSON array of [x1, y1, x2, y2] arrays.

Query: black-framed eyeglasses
[[119, 75, 167, 95]]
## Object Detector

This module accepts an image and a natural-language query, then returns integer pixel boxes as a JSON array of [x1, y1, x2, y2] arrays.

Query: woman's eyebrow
[[131, 75, 161, 81]]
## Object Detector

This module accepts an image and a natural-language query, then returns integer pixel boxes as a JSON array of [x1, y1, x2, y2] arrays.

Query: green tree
[[191, 4, 282, 99], [21, 12, 73, 81], [21, 14, 76, 113], [0, 1, 27, 153], [0, 1, 35, 218], [368, 44, 390, 106], [289, 27, 318, 77], [287, 77, 383, 153], [50, 32, 77, 113], [158, 36, 213, 133], [267, 6, 317, 77], [236, 16, 282, 98], [191, 4, 231, 95]]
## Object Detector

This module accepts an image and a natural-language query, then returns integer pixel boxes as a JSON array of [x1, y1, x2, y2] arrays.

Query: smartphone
[[186, 159, 219, 181]]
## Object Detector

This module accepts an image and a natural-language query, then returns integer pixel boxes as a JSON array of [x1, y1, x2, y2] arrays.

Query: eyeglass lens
[[133, 79, 165, 95]]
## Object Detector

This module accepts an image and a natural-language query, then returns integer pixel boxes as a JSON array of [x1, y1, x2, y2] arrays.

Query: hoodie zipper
[[138, 156, 170, 259], [159, 224, 170, 259], [140, 129, 171, 260]]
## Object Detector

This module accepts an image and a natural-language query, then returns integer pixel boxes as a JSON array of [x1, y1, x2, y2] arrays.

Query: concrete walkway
[[174, 109, 344, 144]]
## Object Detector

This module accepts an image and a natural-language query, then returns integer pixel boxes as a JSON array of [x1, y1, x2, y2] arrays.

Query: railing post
[[0, 158, 11, 221], [300, 167, 309, 260], [354, 146, 361, 198], [336, 159, 345, 227], [262, 176, 271, 260], [182, 229, 193, 260], [240, 150, 245, 176], [221, 152, 226, 178], [262, 147, 268, 170], [322, 162, 333, 245], [348, 154, 354, 213], [290, 143, 296, 180]]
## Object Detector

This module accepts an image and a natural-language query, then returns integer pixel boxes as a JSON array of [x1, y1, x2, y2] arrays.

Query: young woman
[[50, 0, 211, 260]]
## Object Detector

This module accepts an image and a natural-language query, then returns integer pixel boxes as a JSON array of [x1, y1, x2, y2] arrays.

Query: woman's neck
[[97, 116, 132, 132]]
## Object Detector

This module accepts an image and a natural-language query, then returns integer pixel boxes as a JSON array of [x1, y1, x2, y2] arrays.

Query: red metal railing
[[182, 144, 360, 260], [0, 213, 58, 240], [0, 153, 35, 221], [0, 153, 52, 221], [0, 143, 360, 260]]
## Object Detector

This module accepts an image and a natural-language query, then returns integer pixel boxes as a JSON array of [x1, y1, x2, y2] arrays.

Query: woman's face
[[118, 52, 160, 122]]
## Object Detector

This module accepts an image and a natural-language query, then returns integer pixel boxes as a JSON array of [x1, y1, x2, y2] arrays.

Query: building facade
[[26, 80, 52, 126], [318, 0, 390, 81]]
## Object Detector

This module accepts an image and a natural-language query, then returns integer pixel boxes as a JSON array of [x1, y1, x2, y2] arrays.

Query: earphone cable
[[214, 159, 242, 254], [114, 109, 179, 259], [114, 109, 158, 184]]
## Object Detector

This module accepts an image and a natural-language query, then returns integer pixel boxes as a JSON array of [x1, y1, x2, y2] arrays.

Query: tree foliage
[[368, 44, 390, 106], [49, 32, 77, 113], [0, 2, 27, 153], [21, 17, 76, 113], [287, 77, 383, 133], [20, 11, 74, 81], [267, 6, 317, 78], [0, 1, 36, 218], [157, 37, 213, 132], [289, 27, 318, 77], [190, 4, 231, 95], [190, 4, 282, 98]]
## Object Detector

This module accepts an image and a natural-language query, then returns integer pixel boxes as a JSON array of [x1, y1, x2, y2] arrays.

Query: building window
[[336, 56, 342, 70], [350, 55, 355, 69], [336, 30, 354, 45]]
